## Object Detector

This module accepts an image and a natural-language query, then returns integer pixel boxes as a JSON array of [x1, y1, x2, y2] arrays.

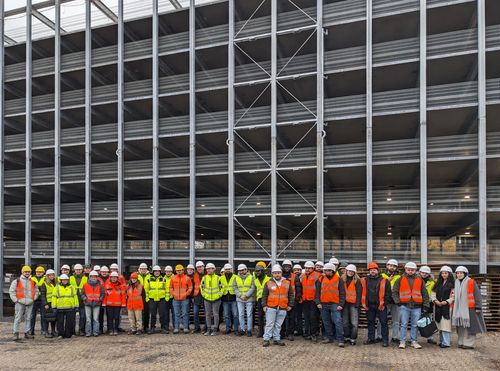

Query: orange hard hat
[[367, 262, 379, 270]]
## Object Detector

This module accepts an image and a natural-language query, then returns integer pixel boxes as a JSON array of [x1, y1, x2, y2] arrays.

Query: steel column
[[228, 0, 235, 265], [420, 0, 428, 264], [152, 0, 159, 265], [478, 0, 487, 273], [271, 0, 278, 265], [54, 0, 61, 271], [316, 0, 325, 261], [84, 0, 92, 264], [366, 0, 373, 263], [25, 0, 32, 266], [189, 0, 196, 264], [117, 0, 124, 269], [0, 0, 5, 319]]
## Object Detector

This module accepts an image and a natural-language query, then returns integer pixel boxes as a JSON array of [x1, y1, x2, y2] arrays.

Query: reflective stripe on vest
[[220, 274, 236, 295], [319, 274, 340, 303], [55, 285, 76, 309], [83, 283, 102, 304], [32, 276, 45, 287], [17, 279, 36, 300], [344, 279, 357, 304], [381, 273, 400, 288], [300, 274, 317, 301], [147, 277, 166, 301], [361, 277, 387, 310], [235, 275, 253, 297], [254, 275, 270, 300], [399, 276, 423, 303], [201, 274, 222, 301], [164, 276, 172, 301], [266, 279, 290, 309], [467, 278, 476, 308], [44, 282, 55, 302]]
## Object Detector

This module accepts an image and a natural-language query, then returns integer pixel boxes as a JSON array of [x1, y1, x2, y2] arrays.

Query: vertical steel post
[[25, 0, 33, 266], [478, 0, 487, 273], [54, 0, 61, 271], [189, 0, 196, 264], [228, 0, 235, 266], [316, 0, 324, 261], [420, 0, 428, 265], [271, 0, 278, 265], [117, 0, 124, 269], [152, 0, 159, 265], [0, 0, 5, 319], [84, 0, 92, 265], [366, 0, 373, 263]]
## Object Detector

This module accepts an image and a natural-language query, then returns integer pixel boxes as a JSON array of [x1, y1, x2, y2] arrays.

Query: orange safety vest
[[170, 274, 193, 301], [192, 273, 201, 297], [301, 274, 317, 301], [344, 279, 357, 304], [126, 283, 144, 311], [399, 276, 423, 303], [451, 278, 476, 309], [361, 277, 387, 311], [16, 279, 36, 300], [266, 279, 290, 309], [82, 283, 102, 305], [319, 274, 340, 303], [103, 281, 126, 307]]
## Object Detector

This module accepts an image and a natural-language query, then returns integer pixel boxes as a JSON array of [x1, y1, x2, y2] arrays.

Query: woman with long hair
[[431, 266, 454, 348]]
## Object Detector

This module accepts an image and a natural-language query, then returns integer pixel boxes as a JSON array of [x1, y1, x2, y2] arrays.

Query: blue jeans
[[399, 305, 421, 343], [192, 301, 201, 330], [440, 330, 451, 346], [263, 307, 287, 341], [223, 301, 239, 331], [85, 306, 100, 336], [367, 305, 388, 342], [237, 301, 254, 332], [173, 299, 190, 330], [78, 305, 86, 333], [321, 303, 344, 342]]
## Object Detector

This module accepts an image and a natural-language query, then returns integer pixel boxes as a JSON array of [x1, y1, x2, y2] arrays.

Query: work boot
[[204, 331, 211, 336], [322, 339, 333, 344], [287, 334, 294, 341], [410, 342, 422, 349], [311, 335, 317, 343], [350, 340, 356, 346], [237, 330, 244, 336], [147, 328, 154, 335], [364, 339, 376, 345], [136, 330, 143, 335], [338, 342, 345, 348], [24, 333, 34, 339], [427, 338, 437, 345], [45, 333, 54, 339], [161, 328, 168, 334], [12, 333, 20, 341], [246, 330, 252, 337], [173, 329, 179, 334], [399, 341, 406, 349], [183, 329, 190, 334], [210, 330, 217, 336], [127, 330, 136, 335], [85, 333, 91, 337], [382, 341, 389, 347], [263, 340, 270, 347], [273, 340, 285, 346], [391, 338, 399, 344]]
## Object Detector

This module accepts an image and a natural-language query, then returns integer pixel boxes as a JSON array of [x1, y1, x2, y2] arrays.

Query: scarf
[[452, 276, 471, 328]]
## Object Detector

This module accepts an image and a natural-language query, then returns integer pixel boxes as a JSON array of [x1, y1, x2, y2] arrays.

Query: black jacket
[[282, 270, 303, 302], [365, 274, 391, 308]]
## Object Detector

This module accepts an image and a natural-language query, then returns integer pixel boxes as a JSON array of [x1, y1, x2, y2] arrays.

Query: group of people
[[9, 258, 487, 349]]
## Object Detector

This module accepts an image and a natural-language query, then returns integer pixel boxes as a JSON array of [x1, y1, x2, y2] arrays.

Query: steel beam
[[25, 0, 32, 266], [32, 7, 65, 33], [420, 0, 427, 265], [271, 0, 277, 265], [366, 0, 373, 263], [152, 0, 159, 265], [117, 0, 124, 269], [228, 0, 235, 266], [54, 0, 61, 272], [84, 0, 91, 264], [478, 0, 487, 273], [316, 0, 324, 261], [169, 0, 182, 9], [91, 0, 118, 23], [0, 0, 5, 319], [189, 0, 196, 264]]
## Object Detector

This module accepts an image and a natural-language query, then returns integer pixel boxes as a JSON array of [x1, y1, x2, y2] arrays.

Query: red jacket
[[103, 280, 126, 307], [126, 282, 144, 311]]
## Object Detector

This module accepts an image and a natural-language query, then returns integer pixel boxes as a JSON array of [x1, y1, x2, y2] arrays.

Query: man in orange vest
[[9, 266, 39, 341], [170, 265, 193, 334], [281, 259, 302, 341], [261, 264, 294, 347], [82, 271, 105, 337], [361, 262, 391, 347], [392, 262, 430, 349], [301, 261, 320, 342], [315, 262, 346, 347]]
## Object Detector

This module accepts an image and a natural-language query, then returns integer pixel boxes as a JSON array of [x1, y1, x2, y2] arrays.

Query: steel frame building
[[1, 0, 500, 313]]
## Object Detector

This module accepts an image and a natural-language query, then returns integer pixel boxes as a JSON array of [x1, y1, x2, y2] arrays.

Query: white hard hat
[[195, 261, 205, 268], [419, 266, 431, 274], [74, 264, 83, 270], [386, 259, 398, 266], [152, 265, 161, 271], [61, 264, 70, 270], [110, 263, 119, 270], [206, 263, 216, 269], [100, 266, 109, 272], [223, 263, 232, 270], [110, 272, 119, 277], [237, 264, 247, 271], [440, 265, 453, 273], [304, 261, 315, 268], [282, 259, 292, 266], [165, 265, 173, 272], [89, 271, 98, 276], [455, 266, 469, 274], [186, 264, 195, 270], [271, 264, 282, 273], [404, 262, 417, 269], [323, 263, 335, 271], [346, 264, 357, 273], [59, 274, 69, 280], [329, 258, 339, 265], [293, 264, 302, 270], [139, 263, 148, 269], [315, 261, 324, 267], [46, 269, 55, 275], [93, 265, 101, 271]]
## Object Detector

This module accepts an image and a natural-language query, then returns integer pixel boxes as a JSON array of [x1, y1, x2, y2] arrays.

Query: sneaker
[[311, 335, 318, 343], [183, 329, 190, 334], [210, 331, 217, 336], [411, 342, 422, 349], [85, 333, 91, 337], [136, 330, 143, 335], [127, 330, 136, 335], [45, 333, 54, 339], [204, 331, 211, 336], [382, 342, 388, 347], [263, 340, 270, 347], [93, 333, 99, 337], [439, 344, 450, 348], [350, 340, 356, 346], [273, 340, 285, 346], [322, 339, 333, 344], [147, 328, 155, 335], [192, 328, 201, 334], [173, 329, 179, 334], [57, 336, 63, 340], [338, 342, 345, 348], [399, 341, 406, 349]]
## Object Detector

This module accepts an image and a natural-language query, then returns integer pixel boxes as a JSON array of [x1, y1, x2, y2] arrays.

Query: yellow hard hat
[[256, 261, 267, 269], [35, 266, 45, 273], [22, 265, 32, 273], [175, 264, 184, 271]]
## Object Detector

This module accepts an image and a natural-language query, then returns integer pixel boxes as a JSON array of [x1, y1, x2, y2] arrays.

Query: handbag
[[417, 314, 438, 338]]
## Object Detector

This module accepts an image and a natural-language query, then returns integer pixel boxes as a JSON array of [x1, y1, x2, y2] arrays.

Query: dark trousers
[[256, 299, 265, 336], [149, 300, 167, 329], [294, 302, 303, 335], [165, 300, 174, 329], [367, 305, 388, 342], [56, 309, 75, 338], [281, 306, 297, 337], [30, 300, 44, 334], [77, 305, 86, 333], [142, 298, 150, 330], [42, 307, 57, 334], [302, 300, 319, 337], [106, 306, 121, 332], [99, 306, 106, 333]]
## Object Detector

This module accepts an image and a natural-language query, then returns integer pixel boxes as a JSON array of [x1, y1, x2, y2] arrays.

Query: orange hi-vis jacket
[[170, 273, 193, 300], [103, 280, 126, 307], [265, 279, 291, 309], [126, 282, 144, 311], [399, 276, 423, 303]]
